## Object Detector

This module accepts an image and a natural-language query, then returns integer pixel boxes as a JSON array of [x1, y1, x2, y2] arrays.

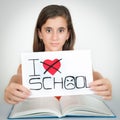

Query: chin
[[50, 48, 62, 51]]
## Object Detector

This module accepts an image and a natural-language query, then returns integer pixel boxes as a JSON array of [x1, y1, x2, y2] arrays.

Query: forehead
[[43, 16, 68, 28]]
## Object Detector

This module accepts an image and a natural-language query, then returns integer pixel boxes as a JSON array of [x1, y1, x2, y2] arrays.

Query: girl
[[4, 5, 112, 104]]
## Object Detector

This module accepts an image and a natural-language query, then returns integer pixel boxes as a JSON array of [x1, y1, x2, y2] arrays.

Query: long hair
[[33, 5, 76, 52]]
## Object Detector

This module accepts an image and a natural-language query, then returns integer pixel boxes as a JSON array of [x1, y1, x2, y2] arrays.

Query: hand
[[4, 75, 30, 104], [89, 78, 112, 100]]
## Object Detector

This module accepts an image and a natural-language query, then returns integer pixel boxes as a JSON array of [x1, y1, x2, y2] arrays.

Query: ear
[[37, 29, 43, 39]]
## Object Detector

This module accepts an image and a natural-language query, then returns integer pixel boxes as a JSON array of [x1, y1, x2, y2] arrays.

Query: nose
[[52, 31, 58, 41]]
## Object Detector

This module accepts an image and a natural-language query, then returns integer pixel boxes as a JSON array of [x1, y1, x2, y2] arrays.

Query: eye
[[46, 29, 51, 33], [45, 27, 52, 33], [58, 27, 66, 33], [59, 29, 64, 33], [71, 79, 73, 82]]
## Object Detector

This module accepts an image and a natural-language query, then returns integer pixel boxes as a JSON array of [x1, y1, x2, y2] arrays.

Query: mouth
[[51, 43, 59, 46], [67, 83, 74, 86]]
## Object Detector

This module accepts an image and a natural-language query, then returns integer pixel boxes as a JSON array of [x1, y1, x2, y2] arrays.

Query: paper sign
[[21, 50, 93, 98]]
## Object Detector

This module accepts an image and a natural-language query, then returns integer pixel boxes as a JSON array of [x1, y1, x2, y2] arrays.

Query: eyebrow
[[58, 27, 67, 30], [44, 27, 52, 29], [44, 27, 67, 30]]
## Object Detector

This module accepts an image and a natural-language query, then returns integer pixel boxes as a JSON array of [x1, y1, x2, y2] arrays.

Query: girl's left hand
[[89, 78, 112, 100]]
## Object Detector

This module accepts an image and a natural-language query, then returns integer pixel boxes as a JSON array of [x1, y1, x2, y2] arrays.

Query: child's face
[[38, 16, 70, 51]]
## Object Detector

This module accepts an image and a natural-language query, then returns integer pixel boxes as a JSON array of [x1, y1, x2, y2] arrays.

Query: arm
[[4, 64, 30, 104], [89, 71, 112, 100]]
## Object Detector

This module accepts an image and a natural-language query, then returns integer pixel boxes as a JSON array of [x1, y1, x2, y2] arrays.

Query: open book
[[8, 95, 115, 119]]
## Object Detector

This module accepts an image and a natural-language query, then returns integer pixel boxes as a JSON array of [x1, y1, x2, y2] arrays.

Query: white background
[[0, 0, 120, 105]]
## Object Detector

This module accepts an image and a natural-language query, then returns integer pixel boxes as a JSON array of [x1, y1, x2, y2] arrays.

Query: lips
[[51, 43, 59, 46]]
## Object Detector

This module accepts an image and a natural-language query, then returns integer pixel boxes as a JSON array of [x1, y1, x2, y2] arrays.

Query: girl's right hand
[[4, 75, 30, 104]]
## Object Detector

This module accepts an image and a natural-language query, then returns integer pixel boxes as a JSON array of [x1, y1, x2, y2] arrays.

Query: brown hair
[[33, 5, 76, 52]]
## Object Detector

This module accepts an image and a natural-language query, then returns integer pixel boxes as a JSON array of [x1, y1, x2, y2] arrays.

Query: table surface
[[0, 96, 120, 120]]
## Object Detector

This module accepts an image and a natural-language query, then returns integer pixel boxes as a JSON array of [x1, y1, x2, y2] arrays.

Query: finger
[[103, 95, 112, 100], [94, 90, 111, 97], [9, 87, 30, 102], [14, 84, 30, 95], [89, 79, 104, 87], [90, 84, 109, 91], [7, 98, 19, 104], [8, 98, 22, 104], [9, 83, 30, 98], [6, 84, 30, 104], [7, 91, 28, 104], [5, 95, 19, 104], [8, 95, 25, 104]]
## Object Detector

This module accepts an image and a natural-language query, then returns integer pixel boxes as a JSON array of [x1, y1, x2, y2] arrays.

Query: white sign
[[21, 50, 93, 98]]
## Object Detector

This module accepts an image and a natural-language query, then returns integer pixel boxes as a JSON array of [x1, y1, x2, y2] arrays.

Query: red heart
[[43, 59, 61, 75]]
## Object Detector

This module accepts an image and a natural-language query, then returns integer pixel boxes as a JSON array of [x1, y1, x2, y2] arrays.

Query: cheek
[[60, 39, 67, 46], [42, 34, 51, 41], [59, 34, 68, 41]]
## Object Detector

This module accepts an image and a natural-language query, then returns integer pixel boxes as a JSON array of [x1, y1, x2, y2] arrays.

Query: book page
[[60, 95, 114, 116], [9, 97, 62, 118]]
